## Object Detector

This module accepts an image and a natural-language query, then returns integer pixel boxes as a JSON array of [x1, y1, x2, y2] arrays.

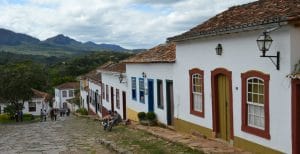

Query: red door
[[111, 87, 114, 112], [292, 79, 300, 154]]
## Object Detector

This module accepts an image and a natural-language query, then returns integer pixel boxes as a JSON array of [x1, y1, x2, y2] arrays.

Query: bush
[[137, 112, 146, 121], [146, 112, 156, 121], [76, 108, 88, 115]]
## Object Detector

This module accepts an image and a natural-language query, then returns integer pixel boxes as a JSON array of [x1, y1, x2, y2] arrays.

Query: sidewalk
[[129, 122, 250, 154]]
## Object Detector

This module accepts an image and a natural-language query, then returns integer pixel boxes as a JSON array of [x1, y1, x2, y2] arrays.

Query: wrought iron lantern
[[215, 43, 223, 55]]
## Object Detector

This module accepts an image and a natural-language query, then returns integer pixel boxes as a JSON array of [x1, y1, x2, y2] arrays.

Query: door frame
[[122, 91, 127, 120], [166, 80, 174, 125], [211, 68, 234, 140], [292, 79, 300, 154], [111, 86, 114, 112], [147, 79, 154, 112]]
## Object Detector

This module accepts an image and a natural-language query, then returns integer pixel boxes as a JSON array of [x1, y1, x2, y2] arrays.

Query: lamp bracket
[[260, 51, 280, 70]]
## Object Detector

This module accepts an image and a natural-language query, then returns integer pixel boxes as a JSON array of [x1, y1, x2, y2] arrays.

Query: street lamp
[[256, 31, 280, 70], [215, 43, 223, 55]]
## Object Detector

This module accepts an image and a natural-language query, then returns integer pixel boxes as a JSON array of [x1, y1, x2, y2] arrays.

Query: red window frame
[[241, 70, 270, 139], [189, 68, 205, 117]]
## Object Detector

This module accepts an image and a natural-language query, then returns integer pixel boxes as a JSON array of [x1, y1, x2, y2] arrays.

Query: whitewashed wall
[[23, 98, 49, 115], [54, 88, 76, 109], [173, 26, 293, 153], [101, 72, 127, 119], [88, 80, 101, 117], [126, 63, 174, 124]]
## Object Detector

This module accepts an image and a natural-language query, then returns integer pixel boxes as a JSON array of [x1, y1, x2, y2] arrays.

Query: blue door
[[148, 79, 154, 112]]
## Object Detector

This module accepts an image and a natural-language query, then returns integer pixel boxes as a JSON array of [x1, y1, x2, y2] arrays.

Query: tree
[[0, 61, 47, 112]]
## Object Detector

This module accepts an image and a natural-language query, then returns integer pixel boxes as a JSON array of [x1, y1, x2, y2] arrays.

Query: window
[[69, 90, 74, 97], [62, 90, 67, 97], [189, 68, 204, 117], [139, 78, 145, 103], [106, 85, 109, 102], [28, 102, 36, 112], [131, 77, 137, 100], [157, 79, 164, 109], [116, 89, 120, 109], [102, 83, 105, 100], [241, 70, 270, 139]]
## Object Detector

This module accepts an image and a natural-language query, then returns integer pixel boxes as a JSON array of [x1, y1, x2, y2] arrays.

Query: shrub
[[137, 112, 146, 121], [76, 108, 88, 115], [146, 112, 156, 121]]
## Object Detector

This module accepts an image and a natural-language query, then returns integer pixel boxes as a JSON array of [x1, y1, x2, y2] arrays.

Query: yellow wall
[[174, 118, 213, 138], [127, 108, 139, 122], [234, 137, 283, 154]]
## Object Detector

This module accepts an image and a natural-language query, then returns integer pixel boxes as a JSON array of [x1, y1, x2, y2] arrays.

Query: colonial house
[[85, 69, 102, 117], [79, 75, 89, 110], [0, 89, 51, 115], [166, 0, 300, 153], [122, 43, 176, 124], [98, 61, 127, 119], [54, 82, 79, 109]]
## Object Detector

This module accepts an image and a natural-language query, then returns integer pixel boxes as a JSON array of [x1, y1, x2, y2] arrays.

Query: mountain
[[0, 28, 40, 45], [0, 28, 132, 56]]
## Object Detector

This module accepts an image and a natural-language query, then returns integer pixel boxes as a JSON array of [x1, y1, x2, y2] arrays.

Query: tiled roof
[[168, 0, 300, 42], [84, 70, 101, 82], [122, 43, 176, 63], [31, 88, 51, 99], [55, 82, 79, 90], [98, 62, 126, 73]]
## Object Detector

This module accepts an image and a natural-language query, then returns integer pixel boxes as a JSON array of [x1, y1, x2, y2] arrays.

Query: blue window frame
[[139, 78, 145, 103], [131, 77, 137, 100]]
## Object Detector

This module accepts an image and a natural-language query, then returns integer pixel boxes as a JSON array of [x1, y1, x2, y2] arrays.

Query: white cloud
[[0, 0, 256, 49]]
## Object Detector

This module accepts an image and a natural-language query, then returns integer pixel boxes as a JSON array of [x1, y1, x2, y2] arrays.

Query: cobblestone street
[[0, 115, 112, 154]]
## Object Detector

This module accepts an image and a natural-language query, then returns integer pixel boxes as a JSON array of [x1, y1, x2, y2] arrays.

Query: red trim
[[189, 68, 205, 117], [241, 70, 270, 139], [211, 68, 234, 139], [292, 79, 300, 154]]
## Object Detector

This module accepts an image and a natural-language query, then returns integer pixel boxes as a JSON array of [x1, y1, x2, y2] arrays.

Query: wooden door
[[166, 80, 174, 125], [292, 80, 300, 154], [148, 79, 154, 112], [111, 87, 114, 112], [122, 91, 126, 120], [217, 75, 231, 141]]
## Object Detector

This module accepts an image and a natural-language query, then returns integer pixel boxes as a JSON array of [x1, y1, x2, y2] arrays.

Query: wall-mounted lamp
[[215, 43, 223, 55], [119, 73, 124, 83], [142, 72, 147, 78], [256, 31, 280, 70]]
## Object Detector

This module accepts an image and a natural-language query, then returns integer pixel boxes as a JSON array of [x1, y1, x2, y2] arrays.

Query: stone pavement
[[129, 122, 250, 154], [0, 115, 113, 154]]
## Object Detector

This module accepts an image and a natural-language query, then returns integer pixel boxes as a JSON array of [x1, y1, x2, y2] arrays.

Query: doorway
[[148, 79, 154, 112], [111, 87, 114, 112], [166, 80, 174, 125], [122, 91, 127, 120], [292, 79, 300, 154], [211, 68, 233, 141]]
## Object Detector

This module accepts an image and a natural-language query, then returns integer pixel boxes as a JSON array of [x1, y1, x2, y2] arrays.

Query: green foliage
[[76, 108, 88, 115], [3, 103, 24, 118], [138, 112, 146, 121], [146, 112, 156, 121]]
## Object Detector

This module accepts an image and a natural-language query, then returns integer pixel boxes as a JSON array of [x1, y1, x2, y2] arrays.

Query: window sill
[[242, 125, 270, 139], [190, 110, 204, 118]]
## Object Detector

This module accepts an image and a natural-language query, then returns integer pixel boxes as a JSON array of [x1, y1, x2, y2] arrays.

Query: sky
[[0, 0, 256, 49]]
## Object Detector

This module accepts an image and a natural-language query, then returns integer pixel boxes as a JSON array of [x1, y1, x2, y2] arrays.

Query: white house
[[86, 70, 102, 117], [0, 89, 51, 115], [166, 0, 300, 153], [54, 82, 79, 109], [122, 43, 176, 124], [98, 62, 127, 119]]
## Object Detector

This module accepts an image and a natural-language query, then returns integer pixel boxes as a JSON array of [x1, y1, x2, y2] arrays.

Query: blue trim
[[139, 78, 145, 103], [131, 77, 137, 101], [147, 79, 154, 112]]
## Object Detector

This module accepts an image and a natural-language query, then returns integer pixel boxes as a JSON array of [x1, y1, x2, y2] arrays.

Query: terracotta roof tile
[[55, 82, 79, 90], [168, 0, 300, 42], [31, 88, 52, 100], [98, 62, 126, 73], [122, 43, 176, 63]]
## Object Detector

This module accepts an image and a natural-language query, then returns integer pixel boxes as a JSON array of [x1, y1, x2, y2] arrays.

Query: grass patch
[[0, 114, 40, 124]]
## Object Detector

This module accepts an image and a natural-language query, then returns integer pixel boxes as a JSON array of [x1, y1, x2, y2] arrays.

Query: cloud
[[0, 0, 256, 49]]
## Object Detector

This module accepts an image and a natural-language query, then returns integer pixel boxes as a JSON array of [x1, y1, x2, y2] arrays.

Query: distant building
[[54, 82, 79, 109]]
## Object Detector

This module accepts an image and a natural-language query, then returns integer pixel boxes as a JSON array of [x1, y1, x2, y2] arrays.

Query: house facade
[[54, 82, 79, 109], [98, 62, 127, 119], [123, 43, 176, 124], [167, 0, 300, 153]]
